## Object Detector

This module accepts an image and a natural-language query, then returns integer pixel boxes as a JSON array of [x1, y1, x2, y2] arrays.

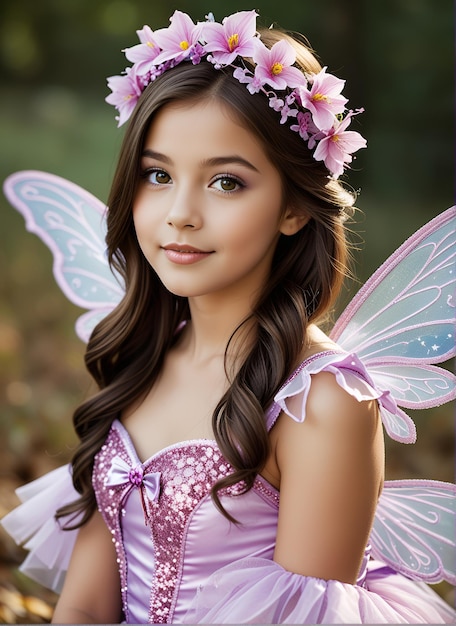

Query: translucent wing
[[372, 480, 456, 584], [331, 207, 456, 442], [3, 170, 125, 342]]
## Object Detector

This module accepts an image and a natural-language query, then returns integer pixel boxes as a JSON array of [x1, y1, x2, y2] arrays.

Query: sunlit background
[[0, 0, 454, 621]]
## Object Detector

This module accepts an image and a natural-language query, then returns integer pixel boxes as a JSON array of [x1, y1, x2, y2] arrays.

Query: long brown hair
[[57, 27, 356, 527]]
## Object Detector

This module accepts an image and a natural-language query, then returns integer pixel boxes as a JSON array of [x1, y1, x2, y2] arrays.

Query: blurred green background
[[0, 0, 454, 621]]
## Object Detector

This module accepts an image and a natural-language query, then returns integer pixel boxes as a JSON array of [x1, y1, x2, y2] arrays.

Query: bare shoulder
[[285, 324, 381, 440], [276, 366, 382, 457], [263, 325, 384, 495]]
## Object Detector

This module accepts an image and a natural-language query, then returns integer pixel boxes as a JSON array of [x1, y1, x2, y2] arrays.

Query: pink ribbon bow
[[105, 455, 161, 502]]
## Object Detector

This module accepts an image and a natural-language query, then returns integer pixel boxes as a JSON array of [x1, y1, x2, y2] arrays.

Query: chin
[[157, 279, 205, 299]]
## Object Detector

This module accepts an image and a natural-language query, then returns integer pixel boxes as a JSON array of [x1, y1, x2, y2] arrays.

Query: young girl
[[2, 9, 455, 624]]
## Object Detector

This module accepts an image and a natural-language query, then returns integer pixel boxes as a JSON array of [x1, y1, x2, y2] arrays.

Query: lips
[[162, 243, 213, 265], [163, 244, 209, 253]]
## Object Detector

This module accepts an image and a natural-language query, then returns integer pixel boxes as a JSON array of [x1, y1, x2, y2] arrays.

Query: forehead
[[143, 99, 268, 163]]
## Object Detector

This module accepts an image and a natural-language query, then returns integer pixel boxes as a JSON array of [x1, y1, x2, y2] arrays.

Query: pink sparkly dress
[[2, 351, 455, 623]]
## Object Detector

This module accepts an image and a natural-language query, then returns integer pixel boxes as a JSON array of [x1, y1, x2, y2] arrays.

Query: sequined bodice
[[93, 420, 281, 623], [92, 352, 376, 624]]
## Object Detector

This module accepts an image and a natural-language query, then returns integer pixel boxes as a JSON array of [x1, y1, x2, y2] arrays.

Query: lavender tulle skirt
[[184, 557, 455, 624]]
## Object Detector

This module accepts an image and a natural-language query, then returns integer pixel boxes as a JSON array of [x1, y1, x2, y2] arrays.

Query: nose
[[166, 186, 202, 230]]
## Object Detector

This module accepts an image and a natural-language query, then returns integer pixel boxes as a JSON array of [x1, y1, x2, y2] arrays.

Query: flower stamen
[[227, 34, 239, 51], [271, 62, 283, 75], [312, 93, 330, 103], [179, 40, 189, 50]]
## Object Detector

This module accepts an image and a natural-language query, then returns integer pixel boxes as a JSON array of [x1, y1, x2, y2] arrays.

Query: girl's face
[[133, 98, 301, 305]]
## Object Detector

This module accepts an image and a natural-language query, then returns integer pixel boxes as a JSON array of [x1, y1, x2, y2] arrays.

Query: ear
[[279, 207, 309, 236]]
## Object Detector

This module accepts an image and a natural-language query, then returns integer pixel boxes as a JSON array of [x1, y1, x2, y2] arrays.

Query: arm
[[52, 509, 122, 624], [273, 370, 384, 584]]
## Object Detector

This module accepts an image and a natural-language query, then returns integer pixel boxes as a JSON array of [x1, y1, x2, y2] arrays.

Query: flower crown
[[106, 10, 366, 179]]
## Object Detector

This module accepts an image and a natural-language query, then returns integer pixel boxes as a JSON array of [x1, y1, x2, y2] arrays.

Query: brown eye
[[212, 176, 242, 192], [220, 178, 236, 191], [149, 170, 171, 184]]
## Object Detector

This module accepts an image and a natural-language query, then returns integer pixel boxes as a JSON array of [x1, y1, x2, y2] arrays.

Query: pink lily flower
[[105, 67, 143, 127], [201, 10, 258, 65], [299, 66, 348, 131], [253, 39, 306, 90], [313, 113, 367, 178], [152, 11, 201, 64], [124, 26, 161, 76]]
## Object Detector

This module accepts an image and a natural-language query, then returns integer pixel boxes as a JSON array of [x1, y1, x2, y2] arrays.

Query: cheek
[[132, 197, 155, 240], [220, 215, 281, 266], [231, 201, 282, 245]]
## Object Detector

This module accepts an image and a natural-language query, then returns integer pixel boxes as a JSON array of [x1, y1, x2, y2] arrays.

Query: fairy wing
[[331, 207, 456, 443], [3, 170, 124, 342], [373, 480, 456, 585]]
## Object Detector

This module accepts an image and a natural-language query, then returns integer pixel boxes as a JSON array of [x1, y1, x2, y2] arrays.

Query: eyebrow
[[203, 156, 260, 173], [141, 149, 173, 164], [141, 149, 260, 173]]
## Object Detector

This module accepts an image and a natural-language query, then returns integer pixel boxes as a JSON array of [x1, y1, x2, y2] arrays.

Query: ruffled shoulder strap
[[266, 350, 394, 432], [1, 464, 82, 593], [265, 350, 456, 585]]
